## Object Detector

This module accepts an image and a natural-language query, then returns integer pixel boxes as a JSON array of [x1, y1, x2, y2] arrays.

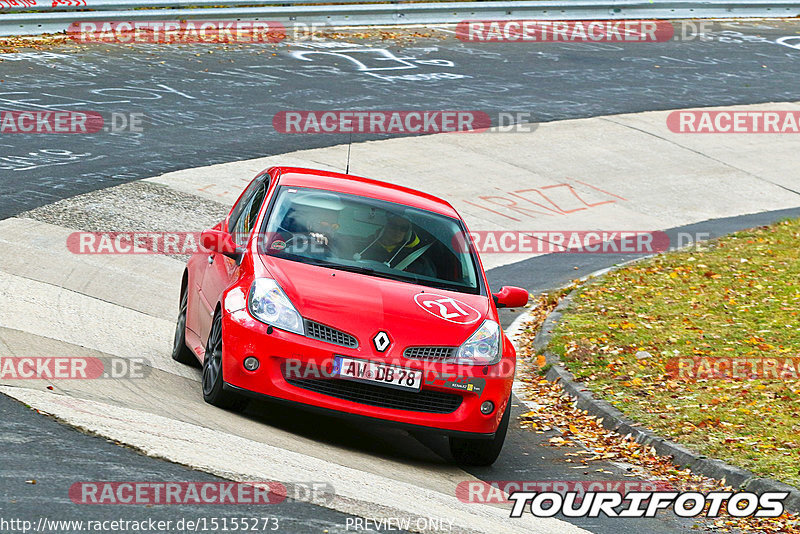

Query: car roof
[[272, 167, 461, 219]]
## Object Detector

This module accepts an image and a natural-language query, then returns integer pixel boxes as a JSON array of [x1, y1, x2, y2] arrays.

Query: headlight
[[456, 320, 501, 365], [248, 278, 304, 335]]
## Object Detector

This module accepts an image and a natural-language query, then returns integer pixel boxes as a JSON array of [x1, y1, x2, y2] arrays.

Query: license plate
[[333, 356, 422, 391]]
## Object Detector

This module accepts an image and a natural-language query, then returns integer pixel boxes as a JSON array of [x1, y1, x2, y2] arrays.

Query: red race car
[[173, 166, 528, 465]]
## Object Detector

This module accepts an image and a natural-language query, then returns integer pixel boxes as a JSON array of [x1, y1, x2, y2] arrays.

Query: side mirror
[[201, 229, 244, 262], [492, 286, 529, 309]]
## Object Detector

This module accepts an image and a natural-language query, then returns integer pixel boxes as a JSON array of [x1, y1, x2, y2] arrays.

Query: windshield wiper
[[294, 257, 476, 293], [309, 259, 418, 283], [328, 263, 378, 276], [298, 257, 376, 275]]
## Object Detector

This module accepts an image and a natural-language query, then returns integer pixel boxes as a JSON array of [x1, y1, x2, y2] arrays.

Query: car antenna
[[345, 131, 352, 174]]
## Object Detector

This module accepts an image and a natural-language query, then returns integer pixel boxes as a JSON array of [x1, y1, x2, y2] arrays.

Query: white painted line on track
[[0, 270, 195, 381], [0, 386, 592, 534]]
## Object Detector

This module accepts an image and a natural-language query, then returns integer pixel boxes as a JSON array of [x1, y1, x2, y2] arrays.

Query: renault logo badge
[[372, 331, 391, 352]]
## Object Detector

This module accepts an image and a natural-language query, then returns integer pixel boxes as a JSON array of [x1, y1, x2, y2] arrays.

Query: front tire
[[172, 289, 199, 367], [202, 312, 249, 412], [449, 396, 511, 466]]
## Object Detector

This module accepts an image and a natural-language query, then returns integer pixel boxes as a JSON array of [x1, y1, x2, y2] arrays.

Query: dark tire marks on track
[[1, 21, 799, 218]]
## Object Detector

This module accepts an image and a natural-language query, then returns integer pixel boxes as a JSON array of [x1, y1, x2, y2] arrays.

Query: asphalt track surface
[[1, 20, 800, 219], [0, 393, 396, 534], [2, 19, 800, 534]]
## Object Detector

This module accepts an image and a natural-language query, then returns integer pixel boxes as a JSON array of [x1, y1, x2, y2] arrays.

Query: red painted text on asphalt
[[0, 111, 103, 134], [0, 0, 40, 8], [70, 482, 286, 505], [1, 1, 87, 7], [667, 110, 800, 133], [666, 357, 800, 380], [273, 111, 492, 134], [456, 20, 674, 42], [68, 21, 286, 43]]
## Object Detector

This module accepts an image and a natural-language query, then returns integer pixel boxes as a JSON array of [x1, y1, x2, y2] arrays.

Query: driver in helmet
[[356, 214, 435, 277]]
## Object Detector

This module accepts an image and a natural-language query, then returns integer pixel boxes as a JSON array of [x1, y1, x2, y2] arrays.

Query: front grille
[[404, 346, 457, 361], [285, 377, 462, 414], [304, 319, 358, 348]]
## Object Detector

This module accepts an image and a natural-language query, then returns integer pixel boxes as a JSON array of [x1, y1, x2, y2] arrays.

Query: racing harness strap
[[393, 242, 434, 271]]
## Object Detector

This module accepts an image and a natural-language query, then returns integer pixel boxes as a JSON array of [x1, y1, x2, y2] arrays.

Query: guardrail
[[2, 0, 377, 9], [2, 0, 800, 37]]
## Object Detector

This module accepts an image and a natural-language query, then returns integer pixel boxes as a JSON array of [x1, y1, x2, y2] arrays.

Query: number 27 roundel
[[413, 293, 481, 324]]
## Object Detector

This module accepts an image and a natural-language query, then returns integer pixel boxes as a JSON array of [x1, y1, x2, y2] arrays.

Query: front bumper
[[221, 309, 514, 437]]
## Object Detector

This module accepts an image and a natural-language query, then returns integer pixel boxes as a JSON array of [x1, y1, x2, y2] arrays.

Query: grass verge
[[546, 218, 800, 487]]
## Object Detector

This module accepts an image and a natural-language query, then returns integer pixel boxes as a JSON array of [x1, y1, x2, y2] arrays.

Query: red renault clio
[[172, 166, 528, 465]]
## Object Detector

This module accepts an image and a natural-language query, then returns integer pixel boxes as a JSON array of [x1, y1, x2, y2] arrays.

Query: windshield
[[260, 186, 481, 294]]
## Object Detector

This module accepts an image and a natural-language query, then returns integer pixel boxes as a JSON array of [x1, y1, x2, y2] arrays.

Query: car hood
[[258, 255, 491, 354]]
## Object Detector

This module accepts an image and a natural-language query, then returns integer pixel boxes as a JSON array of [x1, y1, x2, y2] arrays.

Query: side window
[[228, 174, 269, 234], [231, 182, 268, 247]]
